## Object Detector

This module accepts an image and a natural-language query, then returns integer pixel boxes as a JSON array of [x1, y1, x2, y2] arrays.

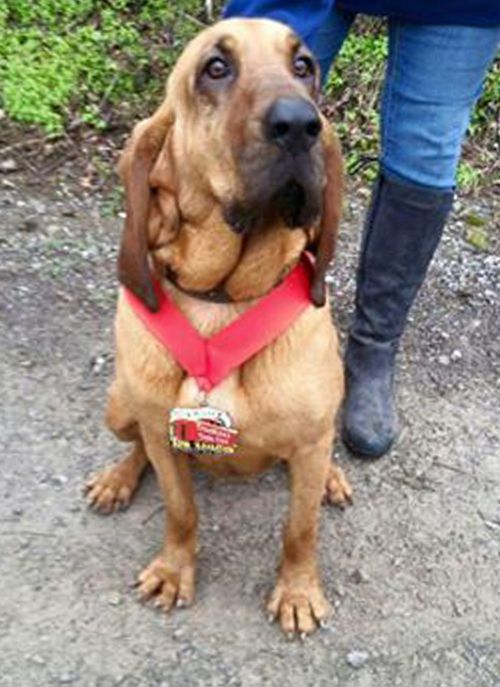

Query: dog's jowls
[[85, 18, 352, 637]]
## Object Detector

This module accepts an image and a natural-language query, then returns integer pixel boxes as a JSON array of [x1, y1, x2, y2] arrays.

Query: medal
[[169, 404, 239, 456]]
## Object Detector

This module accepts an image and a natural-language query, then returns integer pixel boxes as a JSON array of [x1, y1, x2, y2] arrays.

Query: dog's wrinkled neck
[[164, 265, 233, 303], [155, 208, 309, 304]]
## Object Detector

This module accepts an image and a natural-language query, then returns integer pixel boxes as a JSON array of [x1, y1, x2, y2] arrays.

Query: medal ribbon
[[125, 256, 315, 392]]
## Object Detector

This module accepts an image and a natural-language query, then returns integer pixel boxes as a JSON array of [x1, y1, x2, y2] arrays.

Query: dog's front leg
[[136, 433, 197, 612], [268, 435, 332, 637]]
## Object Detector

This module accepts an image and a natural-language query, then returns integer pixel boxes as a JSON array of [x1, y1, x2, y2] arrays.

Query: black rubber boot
[[342, 173, 454, 458]]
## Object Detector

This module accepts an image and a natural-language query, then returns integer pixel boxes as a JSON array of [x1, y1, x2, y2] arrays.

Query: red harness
[[125, 256, 313, 393]]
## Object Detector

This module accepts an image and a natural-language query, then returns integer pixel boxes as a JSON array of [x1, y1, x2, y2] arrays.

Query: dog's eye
[[293, 55, 315, 79], [204, 56, 231, 80]]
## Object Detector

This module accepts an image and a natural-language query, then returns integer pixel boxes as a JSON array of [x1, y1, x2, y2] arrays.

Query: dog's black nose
[[264, 97, 322, 154]]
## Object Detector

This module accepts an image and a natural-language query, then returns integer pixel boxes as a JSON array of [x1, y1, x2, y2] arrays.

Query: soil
[[1, 169, 499, 687]]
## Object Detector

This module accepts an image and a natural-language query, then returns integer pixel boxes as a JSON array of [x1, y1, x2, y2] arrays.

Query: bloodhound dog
[[86, 18, 352, 637]]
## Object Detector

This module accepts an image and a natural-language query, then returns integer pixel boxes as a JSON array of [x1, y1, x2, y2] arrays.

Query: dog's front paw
[[136, 554, 195, 612], [324, 464, 353, 508], [267, 575, 331, 638]]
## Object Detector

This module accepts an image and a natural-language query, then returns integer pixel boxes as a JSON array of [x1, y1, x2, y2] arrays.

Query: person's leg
[[307, 7, 356, 84], [343, 22, 500, 458], [223, 0, 333, 46]]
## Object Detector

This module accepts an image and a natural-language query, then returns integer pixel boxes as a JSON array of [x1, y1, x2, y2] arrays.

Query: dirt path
[[1, 175, 499, 687]]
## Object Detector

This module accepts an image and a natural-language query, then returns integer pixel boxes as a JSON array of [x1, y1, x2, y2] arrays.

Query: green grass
[[324, 17, 500, 188], [0, 3, 498, 189], [325, 20, 387, 181], [0, 0, 202, 133]]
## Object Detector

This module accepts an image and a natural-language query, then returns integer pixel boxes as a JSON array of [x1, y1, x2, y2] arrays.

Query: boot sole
[[341, 428, 395, 460]]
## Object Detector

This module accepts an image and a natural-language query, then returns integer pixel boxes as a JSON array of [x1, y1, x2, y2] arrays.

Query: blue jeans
[[308, 9, 499, 189]]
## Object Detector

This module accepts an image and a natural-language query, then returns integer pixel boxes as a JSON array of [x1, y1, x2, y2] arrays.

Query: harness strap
[[125, 256, 314, 392]]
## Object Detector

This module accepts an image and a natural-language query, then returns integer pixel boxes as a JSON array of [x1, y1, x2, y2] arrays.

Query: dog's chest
[[177, 297, 249, 337], [174, 375, 285, 473], [121, 289, 340, 470], [172, 348, 317, 467]]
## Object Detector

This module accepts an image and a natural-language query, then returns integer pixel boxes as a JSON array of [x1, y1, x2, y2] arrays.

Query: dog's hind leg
[[85, 381, 149, 514], [85, 440, 149, 514]]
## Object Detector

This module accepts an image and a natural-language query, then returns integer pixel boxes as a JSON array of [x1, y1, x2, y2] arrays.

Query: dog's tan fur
[[86, 18, 352, 637]]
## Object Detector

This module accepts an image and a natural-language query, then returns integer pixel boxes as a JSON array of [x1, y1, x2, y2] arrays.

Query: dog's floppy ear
[[310, 120, 344, 307], [117, 103, 174, 312]]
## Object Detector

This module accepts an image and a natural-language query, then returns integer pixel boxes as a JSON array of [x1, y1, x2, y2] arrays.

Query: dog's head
[[118, 18, 343, 311]]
